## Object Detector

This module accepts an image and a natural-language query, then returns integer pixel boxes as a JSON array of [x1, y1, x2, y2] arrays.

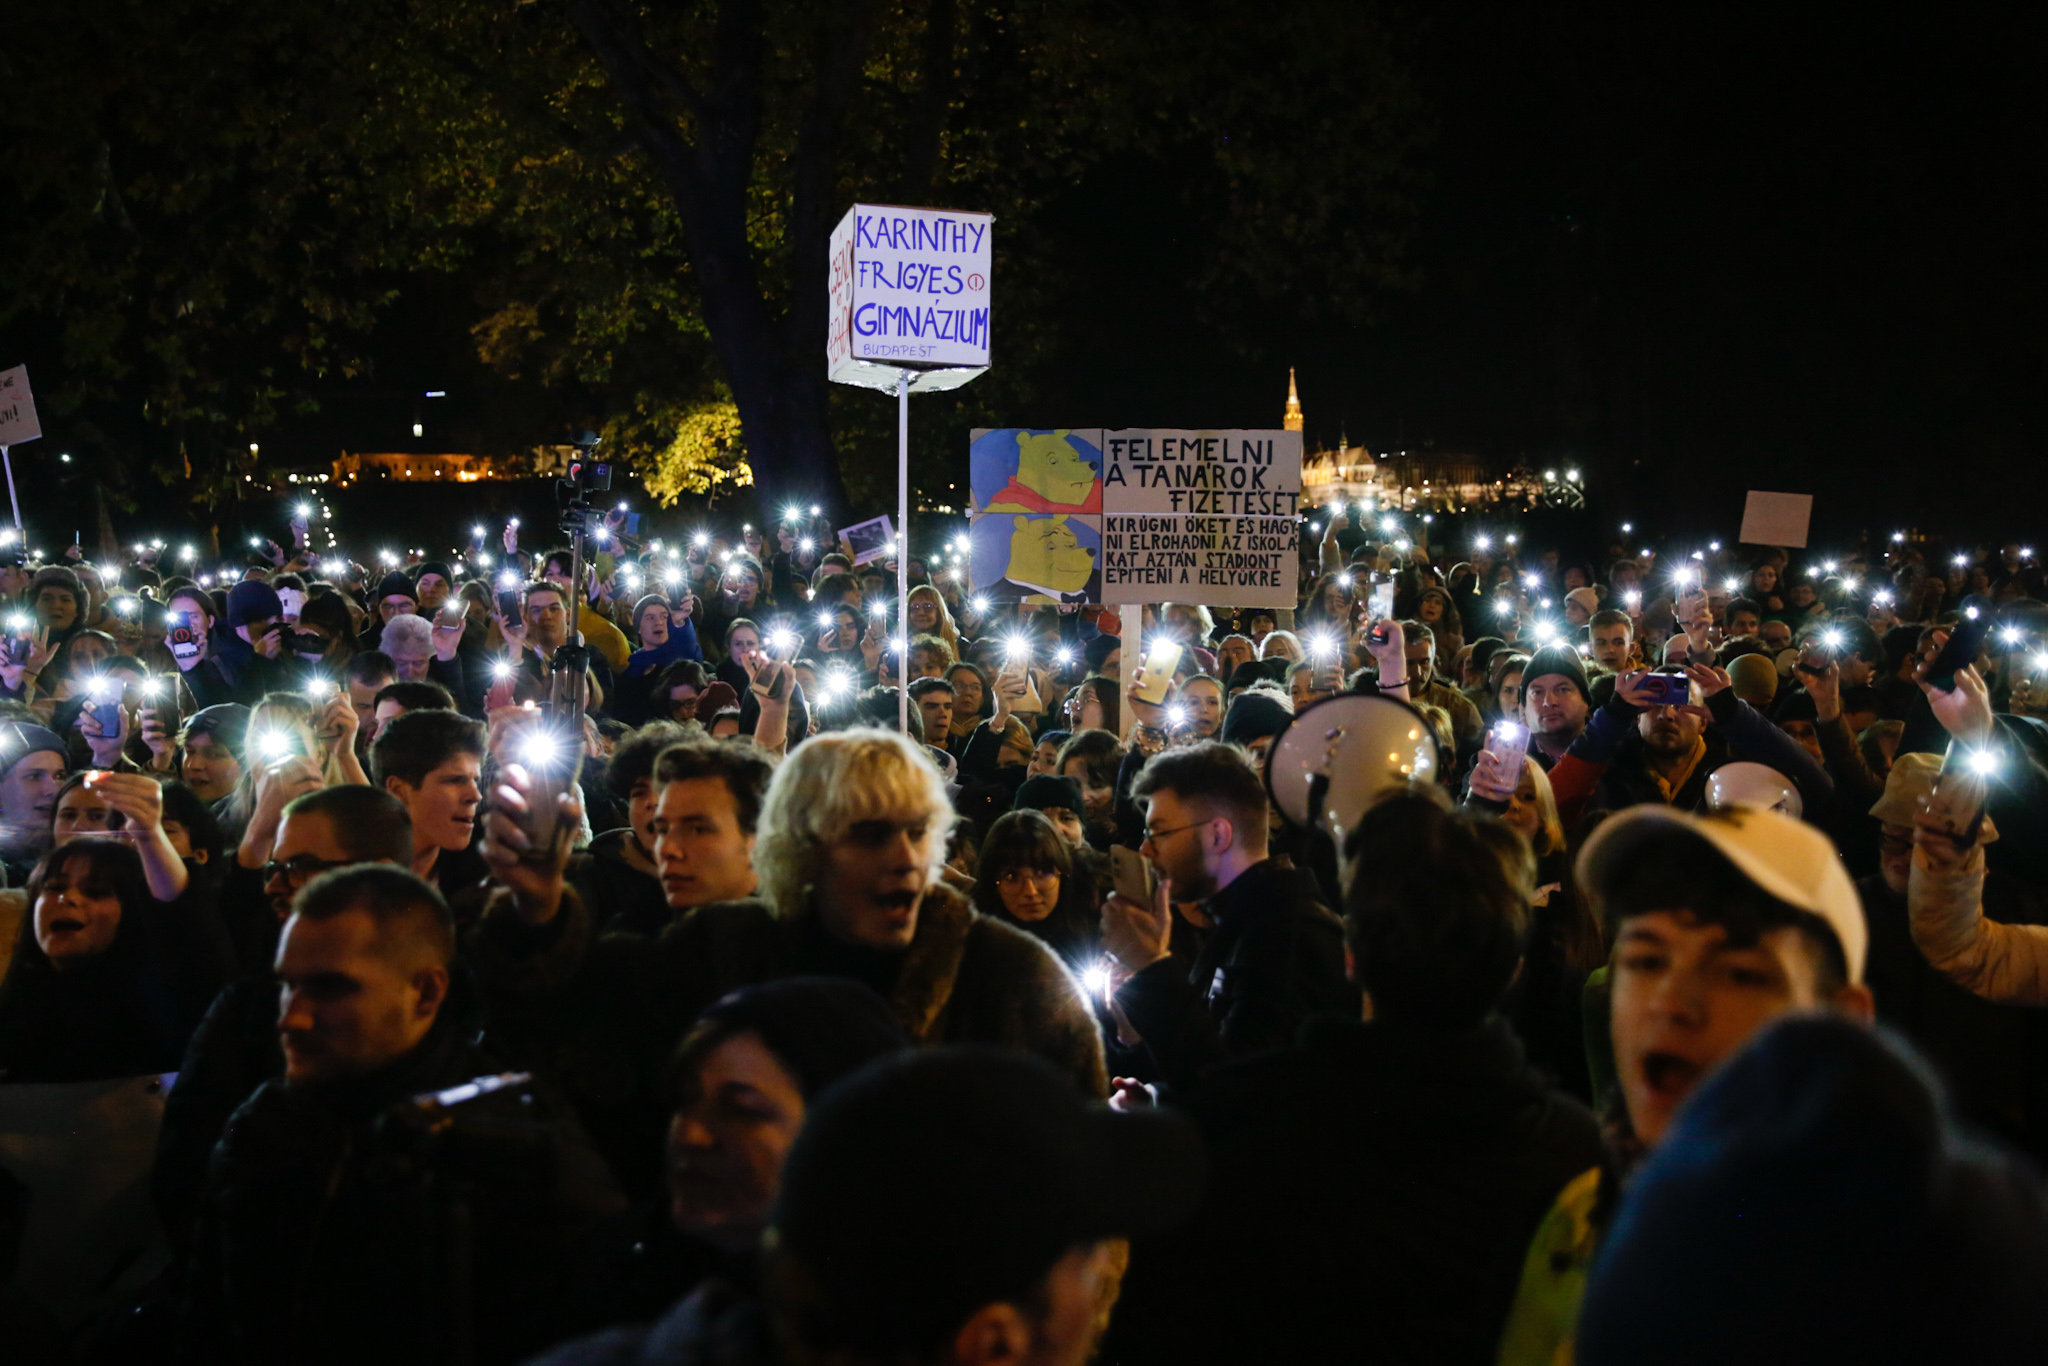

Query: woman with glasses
[[969, 810, 1103, 975]]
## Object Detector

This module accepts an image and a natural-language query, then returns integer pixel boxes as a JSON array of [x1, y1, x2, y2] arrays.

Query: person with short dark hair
[[761, 1049, 1203, 1366], [1106, 791, 1601, 1366], [572, 722, 696, 936], [371, 708, 489, 902], [971, 810, 1102, 973], [1102, 741, 1354, 1089], [344, 650, 397, 764], [179, 866, 626, 1366], [370, 679, 455, 741]]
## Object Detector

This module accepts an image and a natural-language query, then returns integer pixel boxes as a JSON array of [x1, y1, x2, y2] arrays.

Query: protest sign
[[838, 514, 896, 566], [0, 366, 40, 447], [966, 428, 1300, 607], [828, 205, 993, 394], [1739, 490, 1813, 548]]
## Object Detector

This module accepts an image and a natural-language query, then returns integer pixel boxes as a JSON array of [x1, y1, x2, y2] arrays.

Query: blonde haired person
[[476, 728, 1108, 1157], [903, 583, 962, 659]]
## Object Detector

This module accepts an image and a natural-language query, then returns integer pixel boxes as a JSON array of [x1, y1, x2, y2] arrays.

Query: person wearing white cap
[[1563, 586, 1601, 628], [1496, 802, 1872, 1366]]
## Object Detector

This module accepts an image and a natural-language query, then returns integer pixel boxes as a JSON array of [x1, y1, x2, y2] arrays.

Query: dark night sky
[[26, 4, 2038, 551], [1029, 4, 2048, 546]]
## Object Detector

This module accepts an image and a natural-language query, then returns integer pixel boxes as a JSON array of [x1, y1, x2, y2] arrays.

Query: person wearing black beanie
[[411, 562, 454, 613], [1519, 643, 1592, 768]]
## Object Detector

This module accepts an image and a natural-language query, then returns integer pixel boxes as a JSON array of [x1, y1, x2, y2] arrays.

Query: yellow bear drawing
[[1006, 515, 1096, 594], [986, 429, 1100, 511]]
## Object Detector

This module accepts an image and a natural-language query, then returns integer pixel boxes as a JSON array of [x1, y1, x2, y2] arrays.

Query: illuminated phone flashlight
[[1533, 620, 1559, 644], [247, 537, 262, 549], [2001, 626, 2025, 647], [661, 566, 682, 587], [179, 545, 196, 561], [1891, 531, 1905, 543], [1843, 575, 1860, 590], [816, 610, 835, 630], [151, 538, 164, 550], [1167, 703, 1188, 727], [519, 730, 560, 770], [1494, 718, 1526, 744], [141, 677, 164, 700], [617, 501, 629, 513], [491, 659, 513, 680], [1540, 597, 1553, 609], [811, 505, 821, 516], [1474, 533, 1492, 551], [1522, 572, 1541, 589], [114, 597, 138, 617], [1336, 572, 1352, 588], [1639, 547, 1651, 558], [1675, 567, 1699, 588], [2024, 548, 2036, 560], [867, 599, 888, 619], [800, 538, 815, 552], [255, 730, 291, 760], [1722, 576, 1742, 593], [85, 674, 115, 702], [890, 634, 907, 655], [784, 505, 802, 523], [1954, 553, 1970, 567], [474, 552, 493, 570], [1822, 628, 1845, 650], [200, 574, 214, 587], [509, 517, 521, 529], [304, 677, 334, 701], [768, 628, 799, 655], [380, 549, 397, 565], [1379, 516, 1399, 534], [496, 569, 520, 590], [1495, 598, 1515, 617], [2034, 653, 2048, 675], [472, 525, 486, 541], [1873, 589, 1894, 605], [133, 542, 147, 555], [592, 527, 610, 544], [1081, 961, 1113, 998], [621, 569, 640, 590], [1308, 631, 1338, 661], [1005, 634, 1032, 662], [1393, 537, 1411, 552], [1709, 540, 1722, 552], [1056, 646, 1075, 666], [1966, 749, 2000, 778], [692, 532, 709, 548], [1506, 533, 1519, 546], [1966, 605, 1981, 620], [1821, 559, 1838, 573], [5, 614, 28, 632]]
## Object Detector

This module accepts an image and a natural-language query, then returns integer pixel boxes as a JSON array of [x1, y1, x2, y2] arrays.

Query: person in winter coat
[[1104, 792, 1601, 1366], [179, 866, 626, 1366], [470, 726, 1108, 1198], [208, 581, 294, 706], [1100, 741, 1356, 1091], [612, 596, 704, 725]]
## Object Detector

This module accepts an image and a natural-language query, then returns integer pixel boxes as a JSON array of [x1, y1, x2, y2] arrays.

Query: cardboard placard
[[1738, 490, 1813, 549], [838, 514, 896, 567], [0, 365, 41, 446], [828, 205, 993, 393], [965, 428, 1301, 606]]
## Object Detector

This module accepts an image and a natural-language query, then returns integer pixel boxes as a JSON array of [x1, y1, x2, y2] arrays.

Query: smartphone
[[496, 588, 523, 621], [1487, 719, 1531, 775], [1131, 638, 1183, 705], [1110, 845, 1157, 906], [2, 614, 32, 667], [1932, 741, 1993, 847], [276, 588, 307, 621], [1638, 671, 1692, 708], [1369, 580, 1395, 623], [140, 676, 182, 741], [517, 723, 586, 866], [166, 610, 201, 665], [1922, 612, 1991, 692]]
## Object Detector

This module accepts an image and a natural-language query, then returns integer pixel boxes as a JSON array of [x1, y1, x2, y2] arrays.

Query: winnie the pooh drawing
[[1001, 514, 1097, 600], [983, 429, 1102, 514]]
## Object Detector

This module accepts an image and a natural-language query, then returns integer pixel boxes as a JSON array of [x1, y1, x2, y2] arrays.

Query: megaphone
[[1263, 693, 1441, 848], [1705, 760, 1803, 819]]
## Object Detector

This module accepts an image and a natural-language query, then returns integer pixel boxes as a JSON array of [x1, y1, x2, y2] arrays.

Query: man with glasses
[[153, 786, 417, 1251], [1100, 741, 1354, 1090], [499, 581, 608, 712]]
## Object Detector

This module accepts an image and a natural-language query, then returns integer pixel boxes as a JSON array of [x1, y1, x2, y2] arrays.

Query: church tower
[[1283, 368, 1304, 433]]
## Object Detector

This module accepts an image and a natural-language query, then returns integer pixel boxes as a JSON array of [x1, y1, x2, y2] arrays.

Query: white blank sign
[[1739, 491, 1813, 548]]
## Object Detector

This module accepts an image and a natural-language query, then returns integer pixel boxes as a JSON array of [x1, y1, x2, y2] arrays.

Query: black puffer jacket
[[179, 1006, 626, 1366]]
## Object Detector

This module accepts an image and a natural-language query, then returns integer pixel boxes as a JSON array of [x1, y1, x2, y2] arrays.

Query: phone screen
[[1923, 614, 1991, 692], [1369, 581, 1396, 623], [1132, 639, 1183, 704], [1110, 845, 1156, 905]]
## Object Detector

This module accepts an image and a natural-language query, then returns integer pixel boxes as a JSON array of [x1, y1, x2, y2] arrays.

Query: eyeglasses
[[995, 867, 1060, 888], [261, 854, 352, 887], [1141, 820, 1207, 845]]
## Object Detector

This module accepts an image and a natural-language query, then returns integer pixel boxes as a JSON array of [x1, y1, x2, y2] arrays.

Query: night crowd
[[2, 502, 2046, 1365]]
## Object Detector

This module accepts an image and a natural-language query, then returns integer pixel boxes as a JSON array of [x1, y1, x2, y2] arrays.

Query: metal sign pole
[[1, 445, 18, 530], [897, 369, 911, 736]]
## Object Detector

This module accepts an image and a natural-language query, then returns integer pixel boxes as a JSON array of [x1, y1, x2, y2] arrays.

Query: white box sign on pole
[[828, 204, 993, 395]]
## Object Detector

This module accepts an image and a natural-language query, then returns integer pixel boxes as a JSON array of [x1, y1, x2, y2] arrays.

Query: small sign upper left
[[0, 367, 41, 446]]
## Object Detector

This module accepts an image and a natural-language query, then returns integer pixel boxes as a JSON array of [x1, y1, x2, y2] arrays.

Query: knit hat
[[696, 680, 740, 719], [373, 571, 418, 605], [1726, 652, 1779, 706], [28, 565, 88, 617], [413, 561, 453, 587], [1577, 1017, 2048, 1365], [1227, 659, 1285, 693], [1012, 774, 1085, 820], [688, 978, 909, 1100], [1083, 634, 1121, 675], [1520, 643, 1591, 705], [223, 580, 284, 628], [0, 722, 67, 780], [1564, 586, 1601, 616], [1221, 690, 1293, 748], [183, 703, 252, 753]]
